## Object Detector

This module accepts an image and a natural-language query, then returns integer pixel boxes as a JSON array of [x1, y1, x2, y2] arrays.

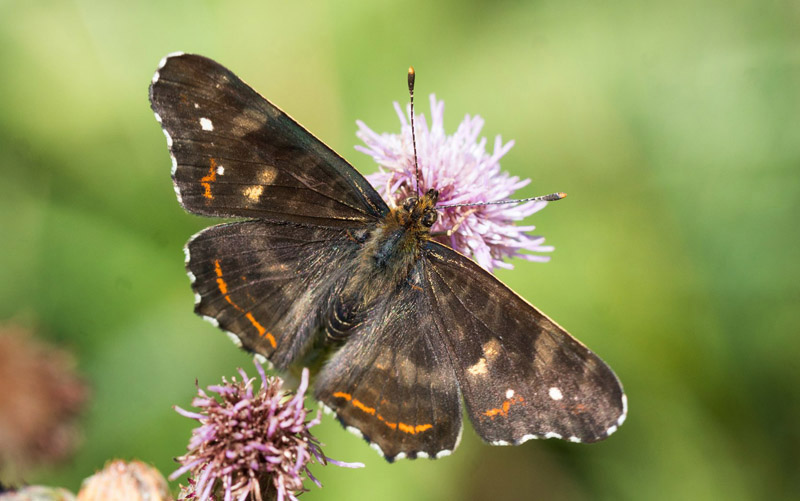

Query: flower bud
[[77, 460, 171, 501]]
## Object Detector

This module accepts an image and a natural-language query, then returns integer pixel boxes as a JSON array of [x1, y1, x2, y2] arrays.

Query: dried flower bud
[[76, 460, 172, 501], [0, 485, 76, 501], [0, 326, 88, 480]]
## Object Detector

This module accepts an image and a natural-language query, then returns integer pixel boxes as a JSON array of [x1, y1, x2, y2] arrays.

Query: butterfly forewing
[[150, 53, 388, 226], [423, 242, 626, 444]]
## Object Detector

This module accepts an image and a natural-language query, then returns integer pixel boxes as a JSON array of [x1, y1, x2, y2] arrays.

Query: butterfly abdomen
[[372, 228, 410, 269], [325, 295, 364, 343]]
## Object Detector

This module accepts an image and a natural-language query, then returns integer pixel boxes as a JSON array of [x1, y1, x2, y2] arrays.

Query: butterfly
[[149, 53, 626, 461]]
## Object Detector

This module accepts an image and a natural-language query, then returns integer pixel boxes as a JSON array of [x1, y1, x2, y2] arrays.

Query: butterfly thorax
[[345, 189, 439, 306]]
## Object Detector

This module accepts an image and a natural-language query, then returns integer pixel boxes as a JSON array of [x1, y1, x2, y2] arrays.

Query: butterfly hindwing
[[423, 242, 627, 444], [186, 220, 363, 369], [315, 262, 462, 461], [150, 53, 388, 226]]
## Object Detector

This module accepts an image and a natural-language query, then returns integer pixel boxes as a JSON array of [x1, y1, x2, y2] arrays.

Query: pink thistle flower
[[171, 361, 362, 501], [357, 95, 555, 271]]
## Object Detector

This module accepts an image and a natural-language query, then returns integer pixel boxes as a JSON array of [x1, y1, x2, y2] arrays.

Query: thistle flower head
[[357, 95, 555, 271], [171, 361, 361, 501]]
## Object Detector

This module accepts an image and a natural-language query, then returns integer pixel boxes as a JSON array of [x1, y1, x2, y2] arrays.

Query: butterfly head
[[400, 188, 439, 228]]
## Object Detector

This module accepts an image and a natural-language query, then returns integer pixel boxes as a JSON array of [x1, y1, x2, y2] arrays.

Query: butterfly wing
[[150, 53, 389, 225], [315, 262, 463, 461], [186, 220, 365, 369], [422, 241, 627, 444], [150, 53, 392, 368]]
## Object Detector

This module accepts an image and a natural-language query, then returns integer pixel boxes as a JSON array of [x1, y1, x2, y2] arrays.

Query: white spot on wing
[[435, 449, 452, 459], [216, 165, 225, 176], [320, 403, 335, 416], [346, 426, 364, 439], [200, 117, 214, 131], [173, 184, 183, 204], [201, 315, 219, 327], [518, 434, 540, 444], [491, 440, 510, 446], [162, 128, 173, 147], [170, 154, 178, 175], [416, 452, 429, 459], [618, 393, 628, 426], [193, 103, 199, 109], [505, 388, 515, 399], [225, 332, 242, 347], [369, 442, 385, 457], [548, 387, 563, 400], [606, 424, 618, 436], [153, 112, 162, 123], [152, 71, 160, 84], [544, 432, 562, 439], [568, 436, 582, 443], [254, 353, 268, 366], [159, 51, 185, 69], [394, 452, 407, 461], [193, 292, 201, 305]]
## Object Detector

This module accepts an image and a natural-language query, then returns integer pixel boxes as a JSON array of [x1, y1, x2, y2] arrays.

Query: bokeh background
[[1, 0, 799, 499]]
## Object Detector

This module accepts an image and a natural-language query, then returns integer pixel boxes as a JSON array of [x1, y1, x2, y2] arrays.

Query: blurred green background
[[1, 0, 799, 499]]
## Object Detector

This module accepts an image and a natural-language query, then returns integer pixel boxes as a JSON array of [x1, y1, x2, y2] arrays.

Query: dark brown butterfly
[[149, 53, 626, 461]]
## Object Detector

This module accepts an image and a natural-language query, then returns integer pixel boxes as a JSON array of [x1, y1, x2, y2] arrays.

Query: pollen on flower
[[171, 360, 363, 501], [356, 94, 555, 271]]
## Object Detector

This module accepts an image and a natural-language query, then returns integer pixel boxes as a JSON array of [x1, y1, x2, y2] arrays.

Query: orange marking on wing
[[214, 260, 275, 347], [483, 395, 525, 420], [214, 260, 243, 311], [332, 392, 433, 434], [245, 312, 276, 348], [410, 283, 423, 292], [397, 422, 433, 435], [398, 422, 414, 434], [413, 423, 433, 433], [225, 296, 244, 312], [352, 399, 376, 416], [376, 414, 398, 429], [201, 158, 218, 199]]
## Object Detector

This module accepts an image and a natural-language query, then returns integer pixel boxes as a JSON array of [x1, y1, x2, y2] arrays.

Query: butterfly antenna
[[408, 66, 421, 196], [437, 192, 567, 209]]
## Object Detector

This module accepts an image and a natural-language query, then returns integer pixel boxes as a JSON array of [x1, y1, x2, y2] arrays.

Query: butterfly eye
[[402, 197, 418, 212], [421, 210, 438, 228]]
